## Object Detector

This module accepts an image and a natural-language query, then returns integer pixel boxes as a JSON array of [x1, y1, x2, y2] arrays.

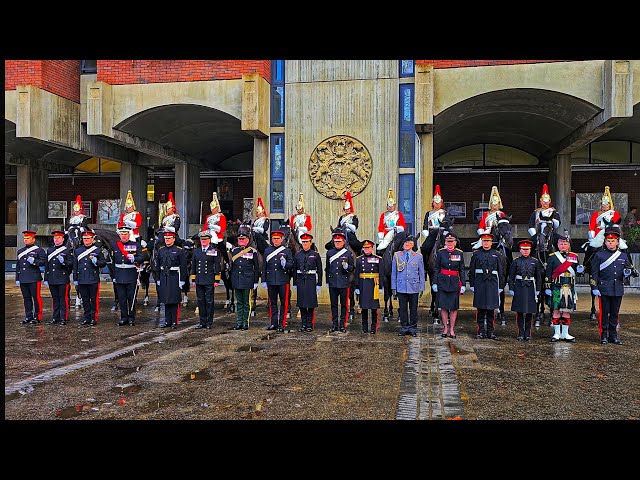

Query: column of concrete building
[[16, 166, 49, 246], [548, 154, 572, 233], [175, 163, 200, 238], [119, 162, 149, 237]]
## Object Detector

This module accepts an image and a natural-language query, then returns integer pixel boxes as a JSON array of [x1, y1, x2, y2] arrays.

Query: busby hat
[[344, 191, 354, 212], [432, 184, 443, 204], [124, 190, 136, 210], [557, 232, 570, 242], [210, 192, 220, 210], [72, 195, 85, 215]]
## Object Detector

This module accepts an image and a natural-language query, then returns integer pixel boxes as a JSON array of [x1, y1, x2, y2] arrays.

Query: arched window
[[74, 157, 121, 174], [435, 144, 538, 169]]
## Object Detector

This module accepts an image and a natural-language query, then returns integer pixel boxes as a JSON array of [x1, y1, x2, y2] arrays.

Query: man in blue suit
[[391, 235, 425, 337]]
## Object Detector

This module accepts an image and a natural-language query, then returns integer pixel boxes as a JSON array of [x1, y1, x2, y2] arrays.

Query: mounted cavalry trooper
[[421, 184, 452, 259], [590, 228, 639, 345], [432, 231, 466, 339], [326, 228, 355, 333], [293, 232, 322, 332], [160, 192, 181, 243], [16, 230, 47, 325], [544, 232, 584, 342], [262, 230, 295, 332], [113, 226, 144, 326], [73, 231, 108, 326], [290, 192, 313, 245], [191, 230, 222, 330], [44, 230, 73, 325], [68, 195, 90, 233], [587, 186, 628, 250], [202, 191, 227, 246], [230, 226, 261, 330], [472, 186, 507, 250], [377, 187, 406, 251], [355, 239, 383, 334], [528, 184, 561, 249], [152, 230, 187, 329], [117, 190, 143, 243], [469, 233, 507, 340], [508, 239, 543, 341], [252, 197, 270, 250], [338, 191, 361, 253]]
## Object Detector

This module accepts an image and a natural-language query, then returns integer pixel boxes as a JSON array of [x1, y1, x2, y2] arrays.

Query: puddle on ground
[[55, 403, 97, 418], [115, 365, 142, 375], [112, 383, 143, 395], [5, 392, 20, 402], [448, 343, 474, 355], [236, 345, 265, 352], [183, 370, 212, 381]]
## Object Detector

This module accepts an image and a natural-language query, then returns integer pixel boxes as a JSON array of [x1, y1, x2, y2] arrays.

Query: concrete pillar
[[548, 154, 572, 231], [16, 165, 48, 245], [418, 133, 434, 226], [253, 137, 270, 212], [175, 162, 200, 239], [120, 163, 149, 237]]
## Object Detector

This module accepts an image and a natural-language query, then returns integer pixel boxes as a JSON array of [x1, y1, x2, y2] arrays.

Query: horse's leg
[[497, 289, 507, 325], [349, 287, 356, 321], [590, 291, 598, 321], [251, 287, 257, 317], [383, 286, 390, 322], [535, 291, 543, 327]]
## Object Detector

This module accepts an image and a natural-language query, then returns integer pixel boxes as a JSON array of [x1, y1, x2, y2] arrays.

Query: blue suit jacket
[[391, 250, 425, 294]]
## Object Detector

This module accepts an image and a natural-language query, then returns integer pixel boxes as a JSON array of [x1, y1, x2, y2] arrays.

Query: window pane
[[400, 85, 413, 129], [399, 132, 415, 167], [271, 181, 284, 212], [271, 86, 284, 126], [591, 141, 630, 164], [271, 135, 284, 178], [633, 142, 640, 164], [400, 60, 414, 77], [272, 60, 284, 83], [570, 144, 590, 165], [399, 174, 414, 232], [81, 60, 97, 74], [485, 144, 538, 166]]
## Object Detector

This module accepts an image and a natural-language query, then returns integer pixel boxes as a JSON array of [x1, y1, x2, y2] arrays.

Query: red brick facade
[[96, 60, 271, 85], [416, 60, 565, 69], [4, 60, 80, 103]]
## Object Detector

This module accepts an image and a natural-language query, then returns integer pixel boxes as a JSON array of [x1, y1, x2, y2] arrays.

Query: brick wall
[[572, 171, 640, 222], [97, 60, 271, 85], [5, 60, 80, 103], [200, 177, 253, 223], [416, 60, 565, 69], [48, 177, 121, 219]]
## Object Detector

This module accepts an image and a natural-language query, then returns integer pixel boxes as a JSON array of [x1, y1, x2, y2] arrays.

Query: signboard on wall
[[576, 193, 628, 225], [445, 202, 466, 219], [48, 201, 67, 219], [97, 199, 121, 224], [243, 198, 254, 223]]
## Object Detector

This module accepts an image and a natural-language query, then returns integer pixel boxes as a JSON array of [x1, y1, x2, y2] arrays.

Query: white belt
[[475, 269, 498, 274], [162, 266, 180, 271], [515, 275, 533, 280], [116, 264, 136, 269], [296, 270, 317, 274]]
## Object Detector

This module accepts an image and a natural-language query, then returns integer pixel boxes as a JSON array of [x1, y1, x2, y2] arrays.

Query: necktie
[[405, 252, 410, 263]]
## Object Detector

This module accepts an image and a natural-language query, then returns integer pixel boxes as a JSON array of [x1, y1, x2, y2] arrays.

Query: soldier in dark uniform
[[262, 230, 295, 332], [73, 231, 108, 326], [191, 231, 222, 329], [16, 230, 47, 324], [421, 184, 453, 260], [508, 240, 543, 341], [544, 233, 583, 342], [44, 230, 73, 325], [293, 232, 323, 332], [591, 228, 639, 345], [432, 232, 466, 338], [326, 229, 355, 333], [355, 239, 382, 334], [230, 228, 261, 330], [469, 233, 506, 339], [152, 231, 187, 329], [113, 226, 144, 326]]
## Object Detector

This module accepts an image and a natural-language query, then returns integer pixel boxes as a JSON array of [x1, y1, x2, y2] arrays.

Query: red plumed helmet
[[432, 185, 443, 204], [343, 191, 355, 212], [72, 195, 85, 215]]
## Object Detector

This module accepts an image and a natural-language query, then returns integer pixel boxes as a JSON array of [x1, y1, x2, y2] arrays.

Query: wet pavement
[[4, 280, 640, 420]]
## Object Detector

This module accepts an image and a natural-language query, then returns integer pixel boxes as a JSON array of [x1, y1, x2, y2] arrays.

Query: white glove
[[545, 289, 552, 296], [125, 220, 137, 228], [27, 256, 35, 264], [156, 280, 160, 285], [316, 285, 321, 293], [57, 255, 65, 263], [91, 256, 97, 265], [498, 288, 503, 294], [355, 289, 360, 295], [624, 268, 632, 278], [509, 290, 514, 296], [535, 291, 540, 298], [113, 278, 117, 283], [211, 224, 221, 232], [342, 261, 348, 270], [588, 230, 595, 240], [165, 226, 175, 232], [253, 283, 259, 290], [592, 289, 601, 297], [179, 281, 185, 288], [421, 229, 429, 238], [261, 282, 267, 289], [528, 227, 537, 237], [552, 219, 560, 229], [280, 256, 287, 268], [477, 228, 485, 235], [577, 265, 584, 274], [377, 232, 384, 242], [385, 227, 393, 231], [253, 226, 264, 234], [345, 223, 356, 233], [79, 227, 85, 232], [470, 286, 474, 292], [74, 281, 79, 286], [460, 286, 466, 294], [16, 280, 20, 286], [44, 280, 49, 286], [298, 226, 308, 233], [432, 284, 438, 292], [127, 254, 135, 262], [395, 225, 405, 233], [293, 285, 297, 291], [140, 240, 147, 248]]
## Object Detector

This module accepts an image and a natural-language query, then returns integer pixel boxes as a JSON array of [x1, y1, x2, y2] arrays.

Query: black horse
[[533, 222, 557, 327], [378, 229, 411, 322], [67, 225, 120, 311], [582, 244, 601, 322], [492, 217, 514, 325], [423, 223, 454, 323]]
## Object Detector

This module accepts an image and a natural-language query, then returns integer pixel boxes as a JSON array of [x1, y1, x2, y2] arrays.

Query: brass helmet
[[386, 187, 395, 207], [540, 184, 551, 204], [432, 184, 443, 205], [72, 195, 84, 215], [601, 186, 614, 210], [296, 192, 305, 212], [489, 186, 503, 209], [124, 190, 136, 211], [165, 192, 176, 212], [210, 192, 220, 211], [344, 191, 354, 212], [256, 197, 266, 215]]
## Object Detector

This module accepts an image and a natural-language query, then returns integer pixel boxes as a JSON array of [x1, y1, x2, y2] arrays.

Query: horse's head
[[537, 220, 553, 252], [67, 225, 83, 249], [494, 216, 513, 250]]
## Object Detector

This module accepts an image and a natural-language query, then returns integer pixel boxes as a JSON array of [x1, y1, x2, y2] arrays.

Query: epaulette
[[374, 254, 382, 259], [158, 245, 166, 250], [176, 246, 183, 250], [438, 247, 447, 251], [455, 248, 463, 252]]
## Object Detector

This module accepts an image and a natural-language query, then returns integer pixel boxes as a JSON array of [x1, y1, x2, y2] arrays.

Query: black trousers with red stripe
[[299, 307, 315, 329], [165, 303, 180, 327], [20, 282, 43, 321], [361, 309, 379, 332], [49, 283, 70, 321], [329, 287, 349, 329], [268, 284, 289, 327], [599, 295, 622, 339], [77, 283, 99, 322]]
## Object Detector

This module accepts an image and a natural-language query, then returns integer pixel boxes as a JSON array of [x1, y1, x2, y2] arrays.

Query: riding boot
[[560, 324, 575, 342], [550, 324, 561, 342]]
